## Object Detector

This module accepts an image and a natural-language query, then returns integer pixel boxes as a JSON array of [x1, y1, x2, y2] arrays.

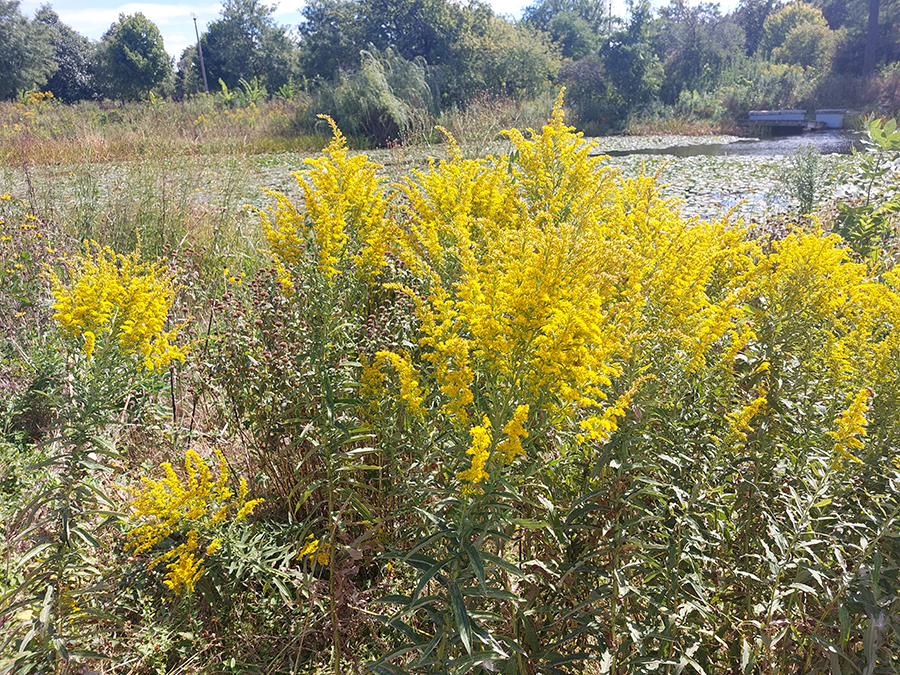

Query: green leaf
[[412, 558, 452, 602], [412, 631, 443, 666], [741, 638, 754, 675], [544, 652, 593, 668], [271, 577, 292, 604], [480, 552, 526, 579], [463, 541, 485, 592], [51, 637, 69, 662], [343, 446, 379, 457], [839, 605, 850, 645], [14, 543, 55, 572], [461, 587, 517, 601], [369, 652, 415, 675], [39, 585, 54, 630], [448, 651, 504, 675], [70, 526, 101, 549], [384, 617, 420, 642], [872, 550, 882, 601], [471, 623, 509, 657], [402, 552, 440, 572], [449, 581, 472, 655], [511, 518, 546, 530], [374, 594, 413, 606], [518, 608, 540, 653]]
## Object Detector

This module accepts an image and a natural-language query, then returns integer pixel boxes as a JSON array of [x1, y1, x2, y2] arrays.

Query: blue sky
[[18, 0, 732, 61]]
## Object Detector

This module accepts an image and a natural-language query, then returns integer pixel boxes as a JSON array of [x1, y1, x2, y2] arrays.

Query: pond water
[[597, 129, 863, 158]]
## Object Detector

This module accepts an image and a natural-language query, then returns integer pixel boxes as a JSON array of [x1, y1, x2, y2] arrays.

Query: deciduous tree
[[95, 13, 172, 100], [36, 5, 96, 101], [761, 2, 836, 71], [199, 0, 295, 91], [0, 0, 55, 99]]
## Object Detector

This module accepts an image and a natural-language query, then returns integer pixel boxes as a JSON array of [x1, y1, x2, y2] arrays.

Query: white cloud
[[163, 33, 192, 58], [271, 0, 307, 14]]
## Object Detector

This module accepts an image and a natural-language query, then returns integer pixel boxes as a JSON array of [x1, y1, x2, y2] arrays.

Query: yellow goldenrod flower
[[260, 115, 389, 280], [375, 350, 425, 418], [298, 535, 331, 565], [266, 98, 900, 509], [126, 449, 262, 596], [163, 552, 203, 594], [457, 416, 493, 489], [724, 393, 767, 446], [578, 375, 654, 444], [829, 388, 871, 465], [496, 405, 530, 463], [235, 498, 265, 521], [46, 242, 186, 370]]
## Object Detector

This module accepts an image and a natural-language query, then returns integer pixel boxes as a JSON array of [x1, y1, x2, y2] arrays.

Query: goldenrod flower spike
[[723, 393, 767, 446], [457, 416, 493, 491], [125, 448, 263, 596], [260, 116, 389, 281], [829, 388, 871, 466], [46, 241, 185, 370], [374, 350, 426, 418], [435, 125, 462, 161], [299, 534, 331, 566]]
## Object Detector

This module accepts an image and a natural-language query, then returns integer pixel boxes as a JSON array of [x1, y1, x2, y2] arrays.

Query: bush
[[4, 93, 900, 674], [240, 94, 900, 673], [308, 46, 436, 146], [717, 60, 818, 118]]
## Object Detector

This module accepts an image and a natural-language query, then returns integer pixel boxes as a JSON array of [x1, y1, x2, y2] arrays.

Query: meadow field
[[2, 93, 900, 675]]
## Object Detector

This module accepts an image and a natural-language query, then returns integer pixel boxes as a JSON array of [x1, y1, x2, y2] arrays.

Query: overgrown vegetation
[[2, 94, 900, 674]]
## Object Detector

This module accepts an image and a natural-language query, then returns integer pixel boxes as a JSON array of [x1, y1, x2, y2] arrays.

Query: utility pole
[[191, 13, 210, 95], [864, 0, 879, 78]]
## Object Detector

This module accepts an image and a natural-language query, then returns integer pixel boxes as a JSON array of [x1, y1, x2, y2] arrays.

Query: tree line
[[1, 0, 899, 135]]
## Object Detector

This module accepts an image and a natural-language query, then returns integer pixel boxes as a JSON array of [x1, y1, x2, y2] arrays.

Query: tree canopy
[[1, 0, 899, 134], [95, 13, 172, 100], [298, 0, 503, 104], [36, 5, 95, 101], [761, 2, 836, 70], [0, 0, 55, 99], [197, 0, 295, 92]]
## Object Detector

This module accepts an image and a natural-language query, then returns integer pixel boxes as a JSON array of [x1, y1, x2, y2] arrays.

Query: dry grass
[[0, 95, 322, 166]]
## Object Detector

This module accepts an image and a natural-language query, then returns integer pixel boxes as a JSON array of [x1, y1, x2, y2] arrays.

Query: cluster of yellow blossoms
[[260, 115, 392, 280], [298, 534, 331, 566], [829, 388, 871, 466], [47, 242, 185, 370], [261, 90, 900, 495], [724, 394, 768, 446], [126, 448, 263, 594], [455, 405, 531, 493]]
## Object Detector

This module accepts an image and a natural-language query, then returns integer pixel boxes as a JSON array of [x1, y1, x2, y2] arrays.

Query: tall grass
[[0, 94, 323, 165]]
